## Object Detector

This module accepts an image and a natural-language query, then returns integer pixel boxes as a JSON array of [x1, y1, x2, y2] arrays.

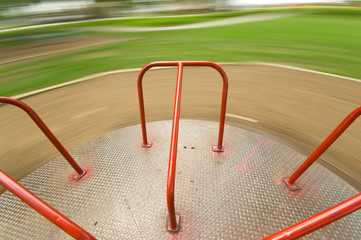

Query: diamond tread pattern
[[0, 120, 359, 239]]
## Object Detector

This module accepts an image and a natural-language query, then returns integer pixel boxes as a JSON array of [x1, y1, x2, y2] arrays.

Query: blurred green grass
[[0, 8, 360, 96], [2, 6, 360, 32]]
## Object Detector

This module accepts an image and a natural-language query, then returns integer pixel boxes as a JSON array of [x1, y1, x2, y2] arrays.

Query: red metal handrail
[[0, 97, 84, 175], [269, 106, 361, 239], [284, 106, 361, 190], [137, 61, 228, 231], [263, 192, 361, 240], [0, 170, 96, 240], [137, 61, 228, 152]]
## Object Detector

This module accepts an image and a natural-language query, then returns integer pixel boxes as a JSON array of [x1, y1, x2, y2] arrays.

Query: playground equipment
[[137, 61, 228, 231], [0, 62, 360, 239]]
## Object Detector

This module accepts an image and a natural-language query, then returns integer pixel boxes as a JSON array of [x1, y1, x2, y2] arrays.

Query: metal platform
[[0, 120, 360, 239]]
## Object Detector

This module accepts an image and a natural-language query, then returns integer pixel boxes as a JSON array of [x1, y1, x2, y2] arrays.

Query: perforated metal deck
[[0, 120, 360, 239]]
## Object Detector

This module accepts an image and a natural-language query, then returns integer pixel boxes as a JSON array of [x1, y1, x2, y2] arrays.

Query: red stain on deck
[[68, 167, 91, 184], [237, 138, 265, 172]]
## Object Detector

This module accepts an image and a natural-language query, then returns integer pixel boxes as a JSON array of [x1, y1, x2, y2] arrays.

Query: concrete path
[[84, 12, 303, 32], [0, 12, 234, 33], [0, 12, 303, 34]]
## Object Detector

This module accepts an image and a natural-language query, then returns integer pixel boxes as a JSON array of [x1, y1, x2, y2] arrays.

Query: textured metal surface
[[0, 120, 360, 239]]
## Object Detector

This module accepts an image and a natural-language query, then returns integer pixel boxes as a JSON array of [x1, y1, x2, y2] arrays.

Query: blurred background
[[1, 0, 360, 97], [0, 0, 358, 26]]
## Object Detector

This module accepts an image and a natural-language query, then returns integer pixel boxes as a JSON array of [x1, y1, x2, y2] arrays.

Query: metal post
[[0, 97, 84, 175], [206, 62, 228, 152], [284, 106, 361, 190], [167, 62, 183, 231], [137, 61, 229, 231], [0, 170, 96, 240], [137, 61, 228, 151], [263, 193, 361, 240], [137, 62, 178, 147]]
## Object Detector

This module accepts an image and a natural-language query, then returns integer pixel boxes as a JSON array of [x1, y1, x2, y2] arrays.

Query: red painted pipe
[[263, 192, 361, 240], [0, 170, 96, 240], [167, 62, 183, 231], [137, 61, 229, 231], [287, 106, 361, 185], [137, 61, 228, 151], [0, 97, 84, 175]]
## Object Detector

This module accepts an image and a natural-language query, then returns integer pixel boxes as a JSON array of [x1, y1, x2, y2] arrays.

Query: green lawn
[[0, 8, 360, 96]]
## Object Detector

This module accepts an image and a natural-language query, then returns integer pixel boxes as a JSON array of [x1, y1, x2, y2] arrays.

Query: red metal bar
[[137, 61, 229, 231], [0, 97, 84, 175], [263, 192, 361, 240], [0, 170, 96, 240], [137, 61, 228, 151], [167, 62, 183, 231], [137, 61, 228, 231], [285, 106, 361, 188]]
